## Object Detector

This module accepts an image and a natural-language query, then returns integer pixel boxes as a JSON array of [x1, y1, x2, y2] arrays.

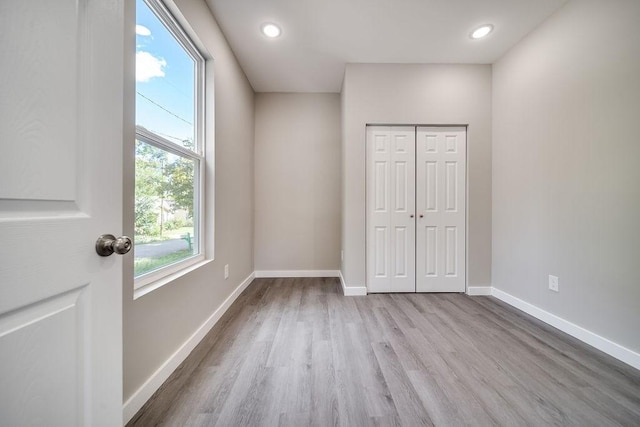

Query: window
[[134, 0, 205, 288]]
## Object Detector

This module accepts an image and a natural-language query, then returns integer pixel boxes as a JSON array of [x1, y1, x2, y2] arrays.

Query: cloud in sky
[[136, 25, 151, 36], [136, 51, 167, 82]]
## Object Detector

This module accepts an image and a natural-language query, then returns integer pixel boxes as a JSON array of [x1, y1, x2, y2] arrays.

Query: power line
[[136, 91, 193, 126]]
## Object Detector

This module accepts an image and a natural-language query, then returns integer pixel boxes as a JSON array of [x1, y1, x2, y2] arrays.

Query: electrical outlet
[[549, 275, 559, 292], [224, 264, 229, 280]]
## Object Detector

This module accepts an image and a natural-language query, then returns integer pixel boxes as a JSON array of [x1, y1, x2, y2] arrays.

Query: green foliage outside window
[[134, 139, 194, 240]]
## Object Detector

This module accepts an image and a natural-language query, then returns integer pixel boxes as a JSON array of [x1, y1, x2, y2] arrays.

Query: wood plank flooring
[[127, 278, 640, 426]]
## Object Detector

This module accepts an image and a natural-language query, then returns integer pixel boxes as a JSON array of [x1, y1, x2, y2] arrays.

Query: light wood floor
[[128, 278, 640, 426]]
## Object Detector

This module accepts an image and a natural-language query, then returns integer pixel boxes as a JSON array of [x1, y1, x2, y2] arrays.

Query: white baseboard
[[339, 270, 367, 296], [123, 272, 256, 424], [467, 286, 492, 296], [491, 287, 640, 371], [339, 270, 346, 294], [254, 270, 339, 278]]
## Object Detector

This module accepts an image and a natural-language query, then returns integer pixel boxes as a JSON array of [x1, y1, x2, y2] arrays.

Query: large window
[[134, 0, 205, 287]]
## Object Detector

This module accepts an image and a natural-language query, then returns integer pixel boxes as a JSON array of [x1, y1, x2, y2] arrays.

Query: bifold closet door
[[416, 127, 466, 292], [366, 126, 416, 293]]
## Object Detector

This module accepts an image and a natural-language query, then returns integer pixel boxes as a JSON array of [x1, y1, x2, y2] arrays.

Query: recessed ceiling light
[[471, 24, 493, 39], [261, 23, 282, 38]]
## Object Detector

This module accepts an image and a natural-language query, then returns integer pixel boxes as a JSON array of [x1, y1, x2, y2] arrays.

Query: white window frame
[[134, 0, 207, 291]]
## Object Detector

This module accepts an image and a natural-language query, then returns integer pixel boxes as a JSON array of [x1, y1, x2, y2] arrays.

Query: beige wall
[[341, 64, 493, 290], [492, 0, 640, 352], [254, 93, 341, 272], [123, 0, 255, 403]]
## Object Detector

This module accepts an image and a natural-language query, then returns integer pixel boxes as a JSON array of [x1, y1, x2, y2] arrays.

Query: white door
[[0, 1, 124, 425], [366, 126, 416, 293], [416, 127, 466, 292]]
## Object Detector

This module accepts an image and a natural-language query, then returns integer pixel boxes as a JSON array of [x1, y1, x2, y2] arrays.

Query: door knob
[[420, 214, 424, 218], [410, 214, 414, 218], [95, 234, 132, 256]]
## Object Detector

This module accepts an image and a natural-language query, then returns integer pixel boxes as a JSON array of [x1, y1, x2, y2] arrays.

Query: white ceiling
[[205, 0, 568, 93]]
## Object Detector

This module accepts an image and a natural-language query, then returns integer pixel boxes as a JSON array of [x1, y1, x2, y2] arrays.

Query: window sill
[[133, 258, 213, 300]]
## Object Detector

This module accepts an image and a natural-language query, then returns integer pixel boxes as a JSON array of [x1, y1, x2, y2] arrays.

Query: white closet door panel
[[424, 226, 438, 277], [373, 226, 389, 277], [416, 127, 466, 292], [367, 126, 415, 293]]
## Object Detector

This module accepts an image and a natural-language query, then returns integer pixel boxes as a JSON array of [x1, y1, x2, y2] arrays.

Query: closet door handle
[[410, 214, 414, 218]]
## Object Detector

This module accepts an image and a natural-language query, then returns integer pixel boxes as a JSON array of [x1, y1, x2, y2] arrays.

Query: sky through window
[[136, 0, 195, 148]]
